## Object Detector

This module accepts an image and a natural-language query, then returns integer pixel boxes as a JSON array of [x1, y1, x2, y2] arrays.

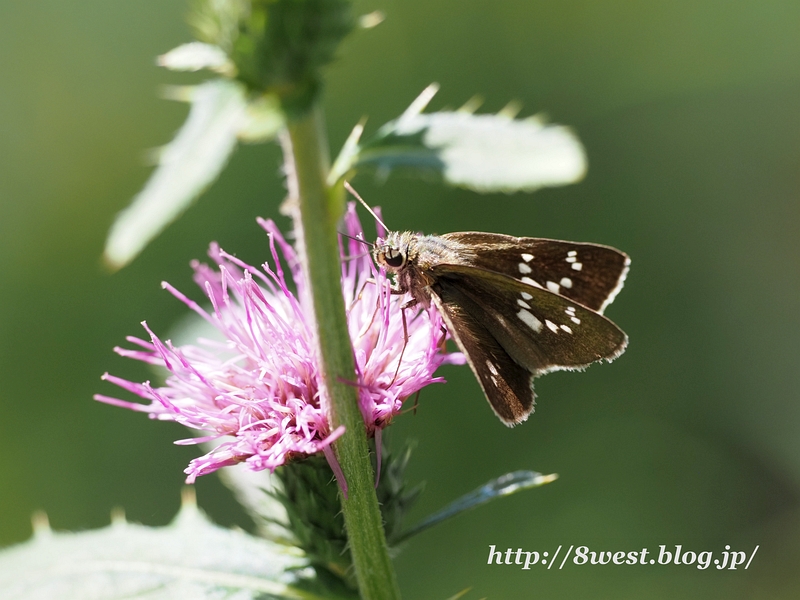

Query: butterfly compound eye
[[382, 247, 406, 268]]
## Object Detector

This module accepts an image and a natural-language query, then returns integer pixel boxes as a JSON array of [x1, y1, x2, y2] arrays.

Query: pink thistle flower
[[96, 205, 463, 484]]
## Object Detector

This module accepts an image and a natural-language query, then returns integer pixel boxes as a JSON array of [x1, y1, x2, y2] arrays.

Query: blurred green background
[[2, 1, 800, 598]]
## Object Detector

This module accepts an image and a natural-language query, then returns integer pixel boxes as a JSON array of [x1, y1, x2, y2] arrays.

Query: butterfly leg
[[398, 388, 424, 418], [391, 297, 423, 383], [436, 325, 447, 348], [350, 278, 376, 308], [390, 305, 410, 385], [348, 280, 385, 343]]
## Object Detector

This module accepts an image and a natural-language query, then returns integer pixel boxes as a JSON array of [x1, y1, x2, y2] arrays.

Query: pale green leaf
[[393, 470, 557, 543], [335, 84, 587, 192], [238, 94, 285, 142], [104, 79, 247, 270], [0, 494, 338, 600], [157, 42, 233, 74], [357, 11, 385, 29]]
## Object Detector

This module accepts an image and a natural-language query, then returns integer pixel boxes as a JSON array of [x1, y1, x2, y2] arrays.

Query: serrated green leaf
[[103, 79, 248, 270], [334, 84, 587, 193], [392, 470, 557, 544], [229, 0, 355, 113], [0, 497, 344, 600]]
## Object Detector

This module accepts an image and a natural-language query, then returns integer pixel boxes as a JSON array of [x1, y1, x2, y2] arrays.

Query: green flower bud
[[191, 0, 354, 114]]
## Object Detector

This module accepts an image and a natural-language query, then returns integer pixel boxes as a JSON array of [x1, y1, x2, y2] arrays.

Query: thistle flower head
[[96, 205, 462, 483]]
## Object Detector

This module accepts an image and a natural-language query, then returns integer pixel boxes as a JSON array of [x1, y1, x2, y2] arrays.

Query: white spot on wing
[[571, 262, 583, 271], [545, 319, 559, 333], [568, 250, 577, 257], [521, 291, 533, 300], [517, 298, 531, 309], [518, 262, 532, 274], [486, 360, 499, 376], [521, 253, 534, 262], [560, 324, 572, 333], [560, 277, 573, 288], [571, 316, 581, 324], [546, 281, 560, 294], [517, 309, 543, 332], [521, 277, 542, 289]]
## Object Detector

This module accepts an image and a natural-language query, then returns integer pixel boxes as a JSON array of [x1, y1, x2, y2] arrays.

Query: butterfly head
[[373, 231, 413, 272]]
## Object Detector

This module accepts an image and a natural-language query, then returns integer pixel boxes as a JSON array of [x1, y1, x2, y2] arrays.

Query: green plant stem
[[284, 106, 402, 600]]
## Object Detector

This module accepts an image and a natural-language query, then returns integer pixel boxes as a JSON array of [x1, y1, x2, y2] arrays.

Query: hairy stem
[[283, 107, 401, 600]]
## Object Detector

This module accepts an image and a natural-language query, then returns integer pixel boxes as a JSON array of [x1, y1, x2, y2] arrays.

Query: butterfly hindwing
[[441, 232, 630, 313], [431, 291, 535, 425], [430, 263, 628, 424]]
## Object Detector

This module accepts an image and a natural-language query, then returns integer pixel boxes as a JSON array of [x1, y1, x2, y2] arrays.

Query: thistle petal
[[96, 206, 462, 482]]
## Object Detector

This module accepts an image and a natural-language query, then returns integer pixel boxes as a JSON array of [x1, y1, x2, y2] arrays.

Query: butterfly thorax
[[374, 231, 465, 307]]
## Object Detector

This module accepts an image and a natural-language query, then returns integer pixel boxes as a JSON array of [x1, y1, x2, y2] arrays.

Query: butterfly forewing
[[441, 232, 629, 313], [431, 264, 628, 425]]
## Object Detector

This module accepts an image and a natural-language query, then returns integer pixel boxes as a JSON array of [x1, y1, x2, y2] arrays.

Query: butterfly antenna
[[344, 181, 389, 232], [339, 231, 373, 248]]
